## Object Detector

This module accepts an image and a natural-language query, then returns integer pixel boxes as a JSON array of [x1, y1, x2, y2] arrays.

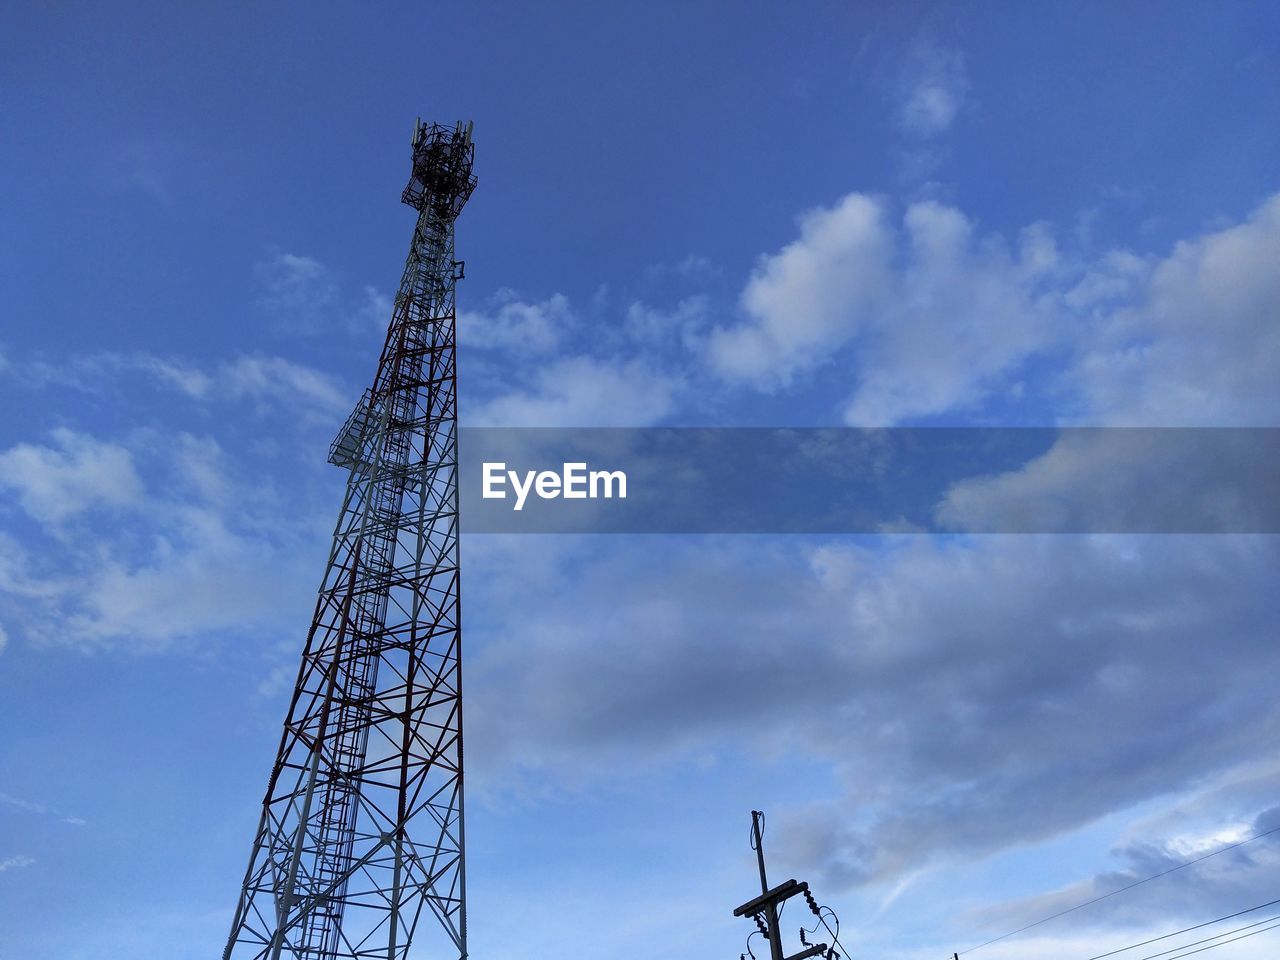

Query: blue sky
[[2, 3, 1279, 959]]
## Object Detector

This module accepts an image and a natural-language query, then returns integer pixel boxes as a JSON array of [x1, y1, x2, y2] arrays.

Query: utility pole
[[733, 811, 846, 960]]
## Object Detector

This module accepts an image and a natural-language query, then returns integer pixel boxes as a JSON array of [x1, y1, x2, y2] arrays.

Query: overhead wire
[[816, 904, 850, 960], [1146, 918, 1280, 960], [1080, 896, 1280, 960], [957, 823, 1280, 955], [1129, 913, 1280, 960]]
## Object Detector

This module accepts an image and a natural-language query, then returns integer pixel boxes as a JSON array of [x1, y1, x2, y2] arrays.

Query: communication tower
[[223, 118, 476, 960]]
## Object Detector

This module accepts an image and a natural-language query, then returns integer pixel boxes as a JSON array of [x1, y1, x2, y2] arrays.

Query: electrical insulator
[[804, 889, 821, 915]]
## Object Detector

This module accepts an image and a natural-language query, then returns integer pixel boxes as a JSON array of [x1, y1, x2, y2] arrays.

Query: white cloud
[[351, 285, 393, 333], [466, 355, 682, 427], [709, 194, 1061, 422], [0, 429, 144, 524], [133, 355, 215, 397], [710, 190, 1280, 426], [625, 294, 709, 348], [6, 352, 213, 398], [708, 193, 893, 388], [254, 251, 337, 332], [0, 855, 35, 873], [459, 291, 572, 354], [971, 825, 1280, 936], [464, 532, 1280, 889], [842, 204, 1061, 424], [0, 791, 87, 826], [253, 250, 398, 336], [219, 353, 351, 422], [1, 487, 319, 654], [1076, 193, 1280, 425], [895, 38, 969, 140], [935, 428, 1277, 534], [52, 504, 311, 650], [3, 349, 350, 422], [0, 417, 326, 653], [173, 434, 230, 505]]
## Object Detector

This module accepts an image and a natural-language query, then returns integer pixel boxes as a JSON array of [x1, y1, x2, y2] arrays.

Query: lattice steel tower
[[224, 119, 476, 960]]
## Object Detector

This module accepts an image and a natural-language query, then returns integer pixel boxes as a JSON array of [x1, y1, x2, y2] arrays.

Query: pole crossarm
[[784, 944, 830, 960], [734, 879, 810, 918]]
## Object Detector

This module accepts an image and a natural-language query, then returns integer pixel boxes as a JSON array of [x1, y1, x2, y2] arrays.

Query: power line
[[1081, 896, 1280, 960], [1153, 918, 1280, 960], [957, 823, 1280, 955], [1131, 913, 1280, 960]]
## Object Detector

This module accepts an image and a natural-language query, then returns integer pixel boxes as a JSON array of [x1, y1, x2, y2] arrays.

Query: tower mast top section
[[402, 118, 477, 219]]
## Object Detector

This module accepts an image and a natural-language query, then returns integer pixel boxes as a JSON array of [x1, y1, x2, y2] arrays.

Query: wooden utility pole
[[732, 811, 838, 960]]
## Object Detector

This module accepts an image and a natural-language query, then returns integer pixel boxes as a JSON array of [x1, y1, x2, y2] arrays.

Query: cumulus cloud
[[459, 291, 572, 354], [0, 422, 325, 652], [465, 533, 1279, 890], [465, 355, 682, 427], [936, 428, 1280, 534], [1076, 193, 1280, 425], [708, 194, 1061, 422], [2, 503, 317, 653], [449, 189, 1280, 931], [456, 288, 703, 427], [49, 504, 312, 650], [625, 294, 709, 349], [708, 193, 892, 388], [709, 191, 1280, 427], [0, 429, 144, 524]]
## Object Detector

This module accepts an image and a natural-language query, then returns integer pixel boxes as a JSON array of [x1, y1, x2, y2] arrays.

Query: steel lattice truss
[[224, 120, 477, 960]]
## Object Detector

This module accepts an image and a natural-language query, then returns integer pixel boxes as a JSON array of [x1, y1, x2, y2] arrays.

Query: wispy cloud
[[894, 37, 969, 141], [254, 251, 338, 333], [0, 791, 86, 826], [253, 249, 395, 335], [4, 349, 352, 423]]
